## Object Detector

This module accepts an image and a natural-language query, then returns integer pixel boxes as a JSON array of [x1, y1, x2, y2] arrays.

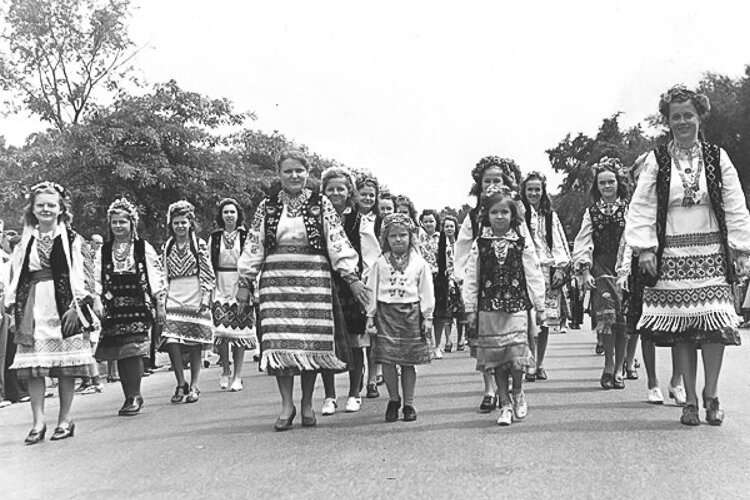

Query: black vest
[[477, 235, 533, 313], [100, 238, 154, 328], [15, 230, 78, 328], [654, 142, 733, 283], [589, 202, 626, 276], [264, 189, 326, 254], [209, 228, 248, 270]]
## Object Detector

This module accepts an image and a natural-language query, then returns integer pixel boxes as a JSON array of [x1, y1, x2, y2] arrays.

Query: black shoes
[[385, 399, 401, 422], [24, 425, 46, 445], [478, 395, 497, 413], [119, 395, 144, 416], [402, 405, 417, 422], [274, 407, 296, 432], [365, 383, 380, 399]]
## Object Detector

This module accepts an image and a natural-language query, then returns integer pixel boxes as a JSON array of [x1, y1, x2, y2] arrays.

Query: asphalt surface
[[2, 325, 750, 500]]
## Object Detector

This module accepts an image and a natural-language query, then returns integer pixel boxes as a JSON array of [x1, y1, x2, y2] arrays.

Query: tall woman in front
[[625, 86, 750, 426], [237, 149, 362, 431], [7, 182, 99, 443]]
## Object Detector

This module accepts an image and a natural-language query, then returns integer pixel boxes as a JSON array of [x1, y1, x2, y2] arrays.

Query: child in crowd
[[367, 213, 434, 422], [463, 186, 545, 426]]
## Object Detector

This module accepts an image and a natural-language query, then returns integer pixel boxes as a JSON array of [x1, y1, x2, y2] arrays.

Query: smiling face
[[596, 170, 618, 202], [421, 214, 437, 235], [171, 214, 191, 239], [379, 198, 394, 217], [525, 179, 543, 209], [279, 159, 309, 194], [324, 176, 350, 212], [443, 219, 456, 238], [668, 100, 700, 147], [109, 212, 132, 240], [33, 192, 62, 229], [488, 199, 513, 236], [222, 203, 238, 229], [358, 185, 376, 214], [387, 225, 410, 256]]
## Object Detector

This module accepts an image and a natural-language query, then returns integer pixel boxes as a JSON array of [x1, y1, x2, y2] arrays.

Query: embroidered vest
[[15, 230, 77, 328], [589, 202, 626, 275], [654, 142, 732, 283], [264, 189, 326, 254], [342, 208, 363, 272], [100, 238, 154, 328], [477, 236, 533, 313], [209, 228, 247, 270]]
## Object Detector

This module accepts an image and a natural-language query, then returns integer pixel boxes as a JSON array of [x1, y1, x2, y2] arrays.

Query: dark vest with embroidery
[[210, 228, 247, 271], [342, 209, 363, 271], [15, 230, 78, 329], [654, 142, 733, 283], [477, 235, 533, 313], [100, 238, 154, 332], [264, 189, 326, 254], [589, 202, 626, 277]]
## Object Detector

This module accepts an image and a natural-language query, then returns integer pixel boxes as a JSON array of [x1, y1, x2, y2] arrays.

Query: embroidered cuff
[[340, 271, 360, 284]]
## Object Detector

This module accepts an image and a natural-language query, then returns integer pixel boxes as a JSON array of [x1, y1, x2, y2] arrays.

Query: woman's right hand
[[366, 317, 378, 336], [62, 308, 80, 336], [236, 287, 251, 314], [582, 271, 596, 291], [639, 250, 658, 277]]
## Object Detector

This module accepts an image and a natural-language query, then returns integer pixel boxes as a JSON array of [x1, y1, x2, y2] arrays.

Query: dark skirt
[[372, 302, 430, 366]]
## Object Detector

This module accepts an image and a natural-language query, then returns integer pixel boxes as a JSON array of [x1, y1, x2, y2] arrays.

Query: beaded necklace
[[222, 230, 238, 249], [668, 141, 703, 207], [279, 189, 309, 217], [388, 251, 410, 273], [37, 231, 54, 268]]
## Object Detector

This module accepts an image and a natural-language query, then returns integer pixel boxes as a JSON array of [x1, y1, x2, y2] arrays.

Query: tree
[[0, 0, 137, 130]]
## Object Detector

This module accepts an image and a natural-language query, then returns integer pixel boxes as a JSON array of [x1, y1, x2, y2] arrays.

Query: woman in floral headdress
[[237, 149, 363, 431], [161, 200, 215, 404], [6, 182, 100, 443], [94, 197, 167, 416], [625, 85, 750, 426], [208, 198, 255, 392], [454, 155, 522, 413], [573, 157, 631, 390], [520, 171, 571, 381]]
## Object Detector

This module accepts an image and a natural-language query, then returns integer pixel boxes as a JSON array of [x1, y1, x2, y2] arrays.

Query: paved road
[[2, 326, 750, 499]]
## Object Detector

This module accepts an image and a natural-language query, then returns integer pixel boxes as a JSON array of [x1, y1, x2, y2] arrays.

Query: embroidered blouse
[[163, 237, 215, 294], [462, 230, 546, 313], [238, 190, 359, 284], [527, 206, 570, 268], [93, 240, 167, 299], [365, 249, 435, 319]]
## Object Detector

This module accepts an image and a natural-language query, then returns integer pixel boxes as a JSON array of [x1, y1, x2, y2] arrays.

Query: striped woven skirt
[[259, 245, 347, 376]]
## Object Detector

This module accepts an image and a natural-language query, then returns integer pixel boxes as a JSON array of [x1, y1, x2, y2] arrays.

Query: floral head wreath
[[523, 170, 547, 183], [107, 197, 139, 227], [471, 156, 521, 185], [484, 183, 514, 198], [379, 212, 419, 251], [591, 156, 627, 176], [167, 200, 195, 227], [26, 181, 68, 199], [658, 84, 711, 119]]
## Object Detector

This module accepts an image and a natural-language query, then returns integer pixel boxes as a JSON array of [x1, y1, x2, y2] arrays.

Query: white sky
[[3, 0, 750, 210]]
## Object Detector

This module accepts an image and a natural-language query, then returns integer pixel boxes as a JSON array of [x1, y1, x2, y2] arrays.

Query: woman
[[625, 85, 750, 425], [319, 167, 371, 415], [209, 198, 255, 392], [573, 157, 630, 390], [442, 215, 464, 352], [95, 197, 166, 416], [520, 171, 571, 381], [237, 149, 365, 431], [454, 155, 523, 413], [6, 182, 100, 443], [161, 201, 215, 404]]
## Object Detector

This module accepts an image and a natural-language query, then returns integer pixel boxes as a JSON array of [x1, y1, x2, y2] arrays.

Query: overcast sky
[[3, 0, 750, 210]]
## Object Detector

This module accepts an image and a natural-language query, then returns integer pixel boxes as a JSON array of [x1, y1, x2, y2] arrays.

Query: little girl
[[463, 186, 545, 426], [366, 213, 434, 423]]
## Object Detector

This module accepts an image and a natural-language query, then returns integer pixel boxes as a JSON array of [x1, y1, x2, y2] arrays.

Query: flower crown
[[107, 197, 139, 225], [591, 156, 627, 176], [167, 200, 195, 225], [659, 85, 711, 118], [484, 183, 514, 198], [523, 170, 547, 183], [26, 181, 67, 199], [471, 156, 520, 184]]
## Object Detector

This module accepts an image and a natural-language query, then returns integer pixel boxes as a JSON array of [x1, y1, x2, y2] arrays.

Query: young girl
[[442, 215, 464, 352], [454, 155, 523, 413], [366, 213, 434, 422], [463, 186, 545, 426], [319, 167, 371, 415]]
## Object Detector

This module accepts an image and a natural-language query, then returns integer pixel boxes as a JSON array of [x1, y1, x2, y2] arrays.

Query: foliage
[[0, 0, 136, 130]]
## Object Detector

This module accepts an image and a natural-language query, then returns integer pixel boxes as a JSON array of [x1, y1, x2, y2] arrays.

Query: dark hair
[[481, 191, 522, 230], [394, 195, 418, 226], [589, 160, 630, 203], [215, 198, 245, 229], [469, 156, 521, 198], [23, 184, 72, 227], [520, 171, 552, 214], [442, 215, 459, 231], [356, 176, 379, 214], [419, 209, 441, 228]]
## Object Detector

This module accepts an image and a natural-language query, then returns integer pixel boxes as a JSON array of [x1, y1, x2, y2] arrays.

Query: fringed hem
[[214, 337, 256, 350], [638, 310, 739, 333], [260, 350, 347, 373]]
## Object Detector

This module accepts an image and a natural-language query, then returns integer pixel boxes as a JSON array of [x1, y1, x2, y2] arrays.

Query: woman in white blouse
[[625, 85, 750, 426]]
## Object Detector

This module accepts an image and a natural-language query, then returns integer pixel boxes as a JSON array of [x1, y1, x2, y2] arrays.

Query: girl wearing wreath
[[6, 182, 100, 443], [237, 149, 363, 431], [161, 200, 216, 404], [209, 198, 255, 393], [520, 171, 571, 381], [573, 157, 631, 390], [454, 155, 523, 413], [625, 85, 750, 425], [94, 197, 166, 416]]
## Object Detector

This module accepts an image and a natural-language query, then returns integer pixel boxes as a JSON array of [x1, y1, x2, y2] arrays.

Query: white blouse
[[366, 250, 435, 319]]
